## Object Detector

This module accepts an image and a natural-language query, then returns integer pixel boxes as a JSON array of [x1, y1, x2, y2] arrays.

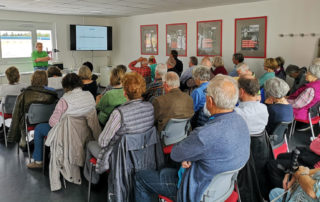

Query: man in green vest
[[32, 42, 50, 71]]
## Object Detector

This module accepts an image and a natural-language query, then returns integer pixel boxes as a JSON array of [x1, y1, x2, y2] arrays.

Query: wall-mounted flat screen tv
[[70, 25, 112, 51]]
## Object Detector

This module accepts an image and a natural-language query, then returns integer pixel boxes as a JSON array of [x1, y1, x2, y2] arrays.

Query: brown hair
[[5, 66, 20, 84], [31, 70, 48, 87], [122, 72, 146, 100], [47, 66, 62, 77], [62, 73, 83, 92], [110, 68, 125, 86], [264, 58, 278, 71], [78, 65, 92, 80]]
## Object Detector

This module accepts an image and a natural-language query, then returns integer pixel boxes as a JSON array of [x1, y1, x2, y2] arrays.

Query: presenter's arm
[[35, 56, 51, 62]]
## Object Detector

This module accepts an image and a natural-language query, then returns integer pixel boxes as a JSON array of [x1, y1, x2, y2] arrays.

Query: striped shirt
[[288, 88, 314, 109], [98, 109, 122, 148], [49, 98, 68, 127]]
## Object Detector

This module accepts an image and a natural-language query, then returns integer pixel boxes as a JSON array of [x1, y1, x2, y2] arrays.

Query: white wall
[[112, 0, 320, 78], [0, 11, 114, 84]]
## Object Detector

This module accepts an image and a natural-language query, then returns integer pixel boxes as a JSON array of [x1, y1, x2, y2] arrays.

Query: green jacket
[[97, 88, 126, 125], [7, 86, 58, 143]]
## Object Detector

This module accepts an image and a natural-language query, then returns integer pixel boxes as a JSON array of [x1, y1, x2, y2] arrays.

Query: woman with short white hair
[[264, 77, 293, 134], [287, 65, 320, 126]]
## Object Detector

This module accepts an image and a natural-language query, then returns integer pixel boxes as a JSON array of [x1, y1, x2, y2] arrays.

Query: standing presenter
[[32, 42, 50, 71]]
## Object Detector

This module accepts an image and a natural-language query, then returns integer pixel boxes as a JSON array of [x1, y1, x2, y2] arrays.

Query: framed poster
[[235, 16, 267, 58], [197, 20, 222, 57], [166, 23, 187, 56], [140, 24, 158, 55]]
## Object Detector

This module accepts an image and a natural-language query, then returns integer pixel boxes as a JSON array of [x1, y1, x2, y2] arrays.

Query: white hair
[[312, 58, 320, 65], [207, 74, 239, 110], [155, 63, 167, 78], [164, 71, 180, 88], [236, 63, 250, 74], [192, 65, 210, 81], [309, 64, 320, 79], [265, 77, 290, 98]]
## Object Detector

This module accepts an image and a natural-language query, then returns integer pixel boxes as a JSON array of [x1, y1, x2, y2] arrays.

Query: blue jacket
[[191, 82, 208, 112], [171, 111, 250, 202]]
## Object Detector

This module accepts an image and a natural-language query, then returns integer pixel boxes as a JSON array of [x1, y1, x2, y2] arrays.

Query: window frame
[[0, 20, 55, 68]]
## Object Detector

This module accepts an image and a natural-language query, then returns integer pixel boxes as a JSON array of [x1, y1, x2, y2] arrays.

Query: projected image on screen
[[76, 26, 107, 50]]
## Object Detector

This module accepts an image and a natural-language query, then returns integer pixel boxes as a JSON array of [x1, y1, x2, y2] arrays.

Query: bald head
[[201, 57, 212, 68], [207, 75, 239, 110]]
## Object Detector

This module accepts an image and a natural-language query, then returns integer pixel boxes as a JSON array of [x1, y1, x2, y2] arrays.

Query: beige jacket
[[45, 109, 101, 191]]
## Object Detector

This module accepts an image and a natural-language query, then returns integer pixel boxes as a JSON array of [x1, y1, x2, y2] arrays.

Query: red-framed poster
[[140, 24, 158, 55], [235, 16, 267, 58], [197, 20, 222, 57], [166, 23, 187, 57]]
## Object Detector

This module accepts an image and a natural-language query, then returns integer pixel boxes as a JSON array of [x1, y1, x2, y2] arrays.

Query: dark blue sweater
[[171, 111, 250, 202], [266, 104, 293, 134]]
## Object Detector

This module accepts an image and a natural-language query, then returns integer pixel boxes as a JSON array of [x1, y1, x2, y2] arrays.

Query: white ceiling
[[0, 0, 266, 17]]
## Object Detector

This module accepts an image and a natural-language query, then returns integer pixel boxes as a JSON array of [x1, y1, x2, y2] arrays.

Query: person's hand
[[35, 58, 39, 62], [264, 97, 274, 104], [96, 94, 102, 105], [182, 161, 191, 169], [282, 174, 296, 190]]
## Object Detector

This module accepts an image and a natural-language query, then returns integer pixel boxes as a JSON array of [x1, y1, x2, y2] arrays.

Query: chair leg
[[42, 142, 46, 175], [88, 162, 93, 202], [310, 122, 316, 141], [26, 131, 31, 163], [289, 120, 296, 140], [3, 120, 7, 148], [63, 178, 67, 189]]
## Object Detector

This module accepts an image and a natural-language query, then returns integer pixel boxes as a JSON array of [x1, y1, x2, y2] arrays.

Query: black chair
[[1, 95, 18, 147], [269, 121, 291, 159], [25, 103, 56, 163], [55, 89, 64, 98]]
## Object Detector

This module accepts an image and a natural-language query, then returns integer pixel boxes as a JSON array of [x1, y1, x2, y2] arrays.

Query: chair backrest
[[309, 101, 320, 118], [2, 95, 18, 114], [26, 103, 56, 124], [55, 89, 64, 98], [269, 122, 291, 159], [160, 118, 190, 146], [201, 168, 241, 202], [269, 122, 291, 147]]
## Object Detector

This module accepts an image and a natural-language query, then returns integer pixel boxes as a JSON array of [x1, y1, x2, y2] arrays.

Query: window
[[0, 31, 32, 58], [37, 30, 52, 52]]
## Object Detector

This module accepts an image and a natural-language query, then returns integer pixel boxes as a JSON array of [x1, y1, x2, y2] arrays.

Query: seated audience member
[[288, 64, 320, 127], [200, 56, 212, 68], [144, 63, 167, 101], [312, 57, 320, 65], [7, 71, 58, 147], [129, 57, 151, 83], [148, 56, 157, 81], [191, 66, 210, 112], [78, 65, 98, 98], [152, 72, 194, 132], [167, 56, 177, 72], [191, 66, 211, 128], [47, 66, 63, 89], [235, 75, 272, 199], [83, 72, 154, 183], [168, 50, 183, 77], [269, 166, 320, 202], [83, 61, 98, 81], [180, 56, 198, 89], [286, 65, 307, 95], [259, 58, 277, 87], [96, 68, 126, 126], [275, 56, 286, 80], [236, 63, 255, 78], [27, 73, 95, 168], [229, 52, 244, 77], [235, 76, 268, 135], [101, 64, 127, 95], [134, 74, 250, 202], [264, 77, 293, 134], [210, 56, 228, 77], [0, 66, 27, 111]]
